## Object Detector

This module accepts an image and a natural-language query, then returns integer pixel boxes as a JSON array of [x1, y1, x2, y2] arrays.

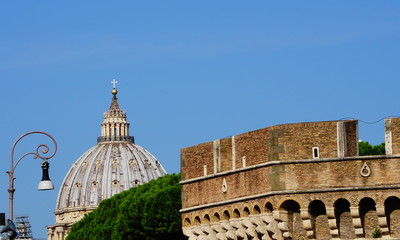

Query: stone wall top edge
[[385, 117, 400, 120], [180, 119, 358, 152], [180, 154, 400, 185]]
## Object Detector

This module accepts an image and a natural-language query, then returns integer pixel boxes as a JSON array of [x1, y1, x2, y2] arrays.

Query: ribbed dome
[[56, 142, 166, 210], [54, 85, 167, 216]]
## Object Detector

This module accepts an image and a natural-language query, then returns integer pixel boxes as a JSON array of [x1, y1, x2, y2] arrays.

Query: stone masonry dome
[[48, 84, 167, 239]]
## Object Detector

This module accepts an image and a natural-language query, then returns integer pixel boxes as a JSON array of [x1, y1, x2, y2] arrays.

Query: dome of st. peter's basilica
[[47, 85, 167, 240]]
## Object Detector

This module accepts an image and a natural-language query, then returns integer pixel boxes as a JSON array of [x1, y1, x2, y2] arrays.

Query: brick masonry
[[181, 120, 358, 182], [181, 118, 400, 239]]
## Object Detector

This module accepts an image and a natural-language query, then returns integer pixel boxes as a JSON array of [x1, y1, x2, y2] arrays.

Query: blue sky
[[1, 1, 400, 238]]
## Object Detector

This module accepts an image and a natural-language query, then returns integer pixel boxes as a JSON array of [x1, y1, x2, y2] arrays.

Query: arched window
[[243, 207, 250, 217], [280, 200, 306, 239], [194, 216, 201, 226], [334, 198, 355, 239], [359, 197, 378, 238], [309, 200, 330, 239], [253, 205, 261, 215], [265, 202, 273, 213], [233, 209, 240, 219], [203, 214, 211, 223], [184, 218, 191, 227], [222, 210, 230, 220], [213, 212, 221, 222], [313, 147, 320, 159], [385, 196, 400, 238]]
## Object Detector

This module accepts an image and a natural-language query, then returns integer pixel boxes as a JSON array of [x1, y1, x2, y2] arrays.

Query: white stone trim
[[385, 118, 393, 155], [337, 122, 346, 158], [213, 140, 221, 174], [232, 136, 236, 170]]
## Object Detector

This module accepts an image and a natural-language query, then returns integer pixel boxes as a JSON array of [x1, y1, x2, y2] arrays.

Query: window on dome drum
[[134, 179, 140, 187], [313, 147, 319, 159], [112, 180, 119, 188]]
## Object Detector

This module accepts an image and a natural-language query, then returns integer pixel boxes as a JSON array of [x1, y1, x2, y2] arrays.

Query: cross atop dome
[[111, 79, 118, 88], [111, 79, 118, 96]]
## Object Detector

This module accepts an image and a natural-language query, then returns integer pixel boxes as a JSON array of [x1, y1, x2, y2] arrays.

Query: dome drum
[[97, 136, 134, 143]]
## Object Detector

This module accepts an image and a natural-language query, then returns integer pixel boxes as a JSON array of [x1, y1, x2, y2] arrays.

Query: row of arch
[[183, 196, 400, 239]]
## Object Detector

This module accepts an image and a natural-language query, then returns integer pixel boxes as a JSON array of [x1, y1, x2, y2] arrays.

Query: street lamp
[[7, 131, 57, 221]]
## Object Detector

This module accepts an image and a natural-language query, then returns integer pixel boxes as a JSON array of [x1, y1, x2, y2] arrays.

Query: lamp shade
[[38, 180, 54, 190], [38, 161, 54, 191]]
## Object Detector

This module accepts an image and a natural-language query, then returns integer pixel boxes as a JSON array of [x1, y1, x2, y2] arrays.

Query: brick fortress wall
[[181, 120, 360, 209], [181, 118, 400, 240]]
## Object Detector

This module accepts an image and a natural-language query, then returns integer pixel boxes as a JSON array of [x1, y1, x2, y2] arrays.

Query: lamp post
[[7, 131, 57, 221]]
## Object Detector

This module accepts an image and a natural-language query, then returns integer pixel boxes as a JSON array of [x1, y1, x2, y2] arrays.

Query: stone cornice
[[180, 184, 400, 213], [55, 205, 98, 215]]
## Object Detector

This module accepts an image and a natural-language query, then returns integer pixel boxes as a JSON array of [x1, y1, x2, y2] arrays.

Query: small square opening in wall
[[312, 147, 319, 159]]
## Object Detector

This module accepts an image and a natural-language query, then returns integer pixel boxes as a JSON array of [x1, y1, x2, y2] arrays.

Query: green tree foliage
[[66, 173, 186, 240], [359, 141, 385, 156]]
